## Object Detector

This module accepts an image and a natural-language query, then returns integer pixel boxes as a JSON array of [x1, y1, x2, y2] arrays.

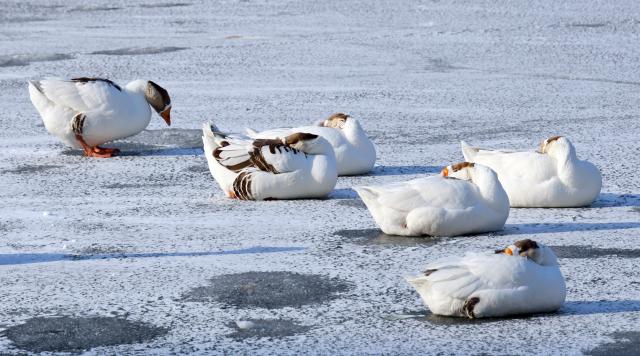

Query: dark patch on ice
[[0, 53, 73, 67], [183, 164, 210, 173], [227, 319, 311, 340], [69, 6, 121, 12], [569, 22, 608, 28], [1, 164, 61, 174], [424, 58, 467, 72], [103, 182, 172, 189], [0, 16, 49, 23], [181, 271, 351, 309], [586, 331, 640, 356], [370, 165, 441, 176], [500, 222, 640, 235], [548, 245, 640, 259], [522, 72, 640, 87], [593, 193, 640, 207], [1, 316, 167, 353], [336, 199, 366, 209], [91, 47, 187, 56], [334, 229, 441, 246], [74, 245, 128, 255], [140, 2, 192, 8], [631, 207, 640, 213], [0, 246, 304, 266]]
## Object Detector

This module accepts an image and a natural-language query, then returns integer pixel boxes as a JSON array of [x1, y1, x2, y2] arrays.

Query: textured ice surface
[[227, 319, 311, 340], [1, 0, 640, 354]]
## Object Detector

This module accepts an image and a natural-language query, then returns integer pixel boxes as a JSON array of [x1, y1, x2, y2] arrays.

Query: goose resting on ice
[[461, 136, 601, 207], [202, 122, 337, 200], [355, 162, 509, 237], [243, 113, 375, 176], [407, 239, 566, 318]]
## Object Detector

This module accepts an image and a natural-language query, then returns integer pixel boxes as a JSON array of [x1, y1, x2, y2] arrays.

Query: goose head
[[284, 132, 332, 155], [441, 162, 475, 181], [496, 239, 559, 266], [539, 136, 576, 160], [143, 81, 172, 126], [320, 113, 350, 129]]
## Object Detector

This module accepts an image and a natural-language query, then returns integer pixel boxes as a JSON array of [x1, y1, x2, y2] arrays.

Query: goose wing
[[418, 254, 527, 300], [373, 176, 480, 212], [213, 136, 308, 174], [463, 142, 557, 183], [35, 77, 126, 112]]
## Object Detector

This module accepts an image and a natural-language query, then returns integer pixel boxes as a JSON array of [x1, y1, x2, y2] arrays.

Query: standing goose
[[406, 239, 566, 318], [244, 113, 376, 176], [202, 122, 337, 200], [461, 136, 601, 207], [355, 162, 509, 237], [28, 77, 172, 157]]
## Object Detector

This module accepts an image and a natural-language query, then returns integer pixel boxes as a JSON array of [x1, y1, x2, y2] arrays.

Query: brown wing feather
[[214, 138, 301, 174]]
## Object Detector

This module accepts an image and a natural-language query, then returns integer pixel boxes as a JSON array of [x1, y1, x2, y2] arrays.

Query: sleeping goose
[[28, 77, 172, 157], [244, 113, 376, 176], [406, 239, 566, 318], [461, 136, 602, 207], [355, 162, 509, 236], [202, 122, 337, 200]]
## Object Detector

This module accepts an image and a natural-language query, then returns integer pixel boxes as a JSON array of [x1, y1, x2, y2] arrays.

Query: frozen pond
[[1, 0, 640, 354]]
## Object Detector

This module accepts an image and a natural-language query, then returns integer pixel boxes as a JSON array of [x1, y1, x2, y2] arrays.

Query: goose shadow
[[117, 147, 203, 156], [386, 300, 640, 326], [334, 228, 442, 246], [559, 300, 640, 316], [593, 193, 640, 207], [498, 222, 640, 235], [0, 246, 304, 266], [368, 165, 441, 176], [329, 188, 359, 199], [61, 145, 203, 157], [61, 129, 204, 157]]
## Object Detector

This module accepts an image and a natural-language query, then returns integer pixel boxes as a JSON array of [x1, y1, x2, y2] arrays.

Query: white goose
[[406, 239, 566, 318], [202, 122, 337, 200], [355, 162, 509, 237], [28, 77, 172, 157], [461, 136, 602, 207], [245, 113, 376, 176]]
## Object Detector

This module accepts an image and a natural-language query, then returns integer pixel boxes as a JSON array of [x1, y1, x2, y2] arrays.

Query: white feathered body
[[461, 141, 601, 207], [202, 125, 337, 200], [247, 119, 375, 176], [28, 79, 152, 148], [355, 167, 509, 236], [407, 252, 566, 318]]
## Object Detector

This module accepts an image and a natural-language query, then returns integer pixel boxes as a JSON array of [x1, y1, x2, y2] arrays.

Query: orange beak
[[504, 247, 513, 255], [441, 167, 449, 177], [160, 106, 171, 126]]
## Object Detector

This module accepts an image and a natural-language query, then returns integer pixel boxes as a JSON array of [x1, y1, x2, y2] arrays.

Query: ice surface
[[227, 319, 311, 340], [1, 0, 640, 354]]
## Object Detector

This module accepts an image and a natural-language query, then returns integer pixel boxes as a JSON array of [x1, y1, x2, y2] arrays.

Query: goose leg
[[72, 113, 117, 158], [75, 134, 114, 158], [463, 297, 480, 319], [93, 146, 120, 155]]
